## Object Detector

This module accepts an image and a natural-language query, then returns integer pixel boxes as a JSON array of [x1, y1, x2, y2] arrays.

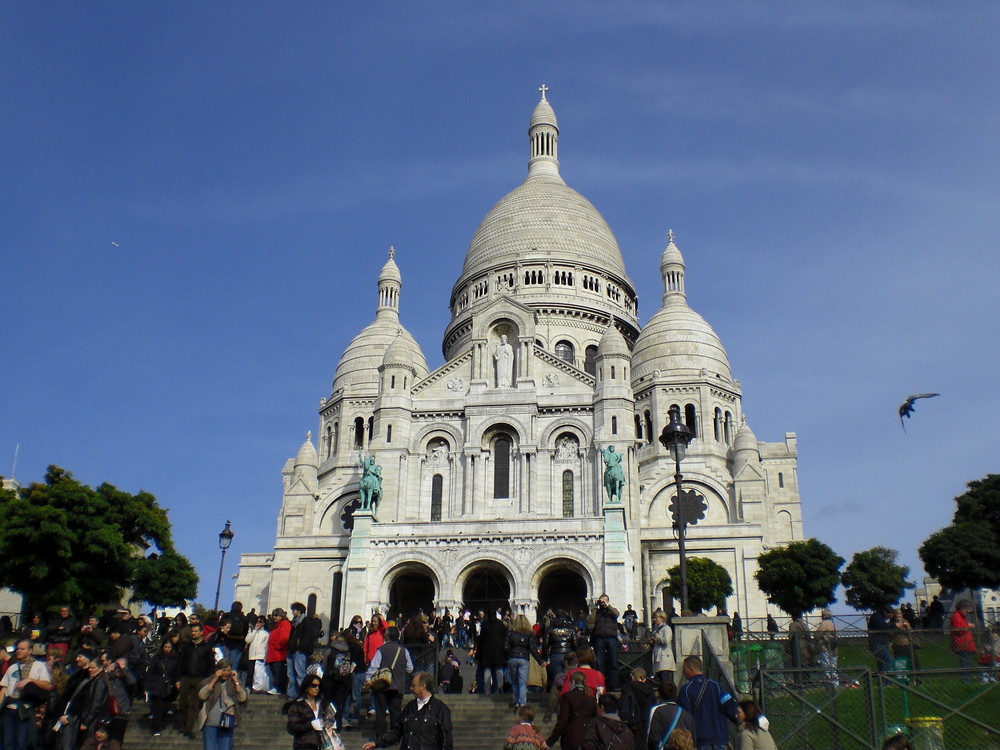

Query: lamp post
[[213, 520, 235, 613], [659, 405, 694, 614]]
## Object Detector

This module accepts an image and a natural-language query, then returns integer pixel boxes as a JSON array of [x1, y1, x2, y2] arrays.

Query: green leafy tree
[[841, 546, 914, 612], [755, 538, 844, 615], [664, 557, 733, 614], [920, 475, 1000, 591], [0, 466, 195, 615], [131, 548, 199, 610]]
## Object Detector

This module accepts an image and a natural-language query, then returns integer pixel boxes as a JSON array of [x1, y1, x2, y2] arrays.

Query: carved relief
[[555, 435, 580, 462], [542, 373, 560, 387], [447, 377, 465, 391]]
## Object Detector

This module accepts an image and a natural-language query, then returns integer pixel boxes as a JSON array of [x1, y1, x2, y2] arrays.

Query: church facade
[[235, 92, 804, 630]]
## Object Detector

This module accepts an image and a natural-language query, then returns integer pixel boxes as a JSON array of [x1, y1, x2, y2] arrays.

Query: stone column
[[673, 615, 734, 684], [342, 511, 375, 623]]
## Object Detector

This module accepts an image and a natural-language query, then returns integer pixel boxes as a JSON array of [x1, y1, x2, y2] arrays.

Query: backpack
[[333, 651, 354, 678]]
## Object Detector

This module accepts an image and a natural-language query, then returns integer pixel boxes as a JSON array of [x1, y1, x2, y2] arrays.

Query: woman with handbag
[[286, 673, 338, 749], [144, 640, 180, 737], [101, 654, 135, 746], [196, 658, 247, 750]]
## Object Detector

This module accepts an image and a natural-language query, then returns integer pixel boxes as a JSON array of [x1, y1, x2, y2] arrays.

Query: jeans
[[268, 660, 287, 694], [348, 672, 366, 721], [508, 657, 529, 706], [373, 689, 402, 739], [3, 711, 30, 750], [202, 724, 235, 750], [476, 664, 505, 694], [592, 635, 619, 690], [287, 651, 308, 698], [871, 644, 892, 674], [547, 652, 566, 686]]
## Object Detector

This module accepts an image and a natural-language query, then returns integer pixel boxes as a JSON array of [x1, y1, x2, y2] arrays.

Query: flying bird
[[111, 242, 119, 247], [898, 393, 939, 431]]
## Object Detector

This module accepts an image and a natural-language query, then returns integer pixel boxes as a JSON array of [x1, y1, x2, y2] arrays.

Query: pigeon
[[898, 393, 939, 431]]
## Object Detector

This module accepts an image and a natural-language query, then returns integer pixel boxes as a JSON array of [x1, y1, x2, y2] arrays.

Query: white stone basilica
[[236, 91, 804, 631]]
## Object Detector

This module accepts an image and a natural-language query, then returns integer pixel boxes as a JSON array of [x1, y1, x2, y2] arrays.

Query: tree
[[841, 547, 914, 612], [755, 538, 844, 615], [0, 466, 197, 615], [664, 557, 733, 614], [919, 474, 1000, 591], [131, 548, 199, 610]]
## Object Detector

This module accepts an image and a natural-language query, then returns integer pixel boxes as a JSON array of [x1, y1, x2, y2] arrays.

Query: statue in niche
[[601, 445, 626, 504], [358, 451, 383, 512], [556, 436, 579, 461], [494, 334, 514, 388], [428, 440, 449, 465]]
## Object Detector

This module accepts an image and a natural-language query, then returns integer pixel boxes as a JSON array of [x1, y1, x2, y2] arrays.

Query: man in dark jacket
[[583, 693, 634, 750], [646, 679, 696, 750], [286, 602, 321, 700], [618, 668, 657, 746], [547, 671, 597, 750], [361, 671, 452, 750], [474, 613, 506, 695], [586, 594, 621, 691], [177, 623, 215, 738], [545, 611, 578, 685], [365, 627, 413, 740]]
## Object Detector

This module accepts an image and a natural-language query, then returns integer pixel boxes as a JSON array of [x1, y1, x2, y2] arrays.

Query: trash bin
[[906, 717, 944, 750]]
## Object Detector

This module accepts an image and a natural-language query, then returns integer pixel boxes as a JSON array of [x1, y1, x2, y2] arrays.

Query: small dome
[[530, 96, 558, 130], [597, 323, 629, 357], [295, 432, 318, 469], [379, 247, 402, 284], [381, 334, 413, 368], [733, 421, 758, 453], [631, 304, 732, 382], [333, 322, 428, 394]]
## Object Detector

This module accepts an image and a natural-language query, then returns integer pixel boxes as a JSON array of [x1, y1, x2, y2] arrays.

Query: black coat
[[286, 698, 330, 749], [375, 695, 453, 750], [144, 652, 180, 698], [475, 617, 507, 668]]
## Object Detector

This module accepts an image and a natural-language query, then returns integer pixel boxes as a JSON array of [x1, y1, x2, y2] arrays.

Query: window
[[326, 425, 333, 459], [634, 414, 643, 441], [555, 340, 574, 363], [493, 437, 511, 498], [584, 346, 597, 376], [386, 424, 392, 443], [562, 470, 574, 518], [685, 404, 697, 438], [778, 472, 785, 489], [431, 475, 443, 521], [610, 365, 616, 379], [714, 408, 722, 442], [390, 375, 396, 389], [353, 418, 365, 449], [611, 416, 618, 434], [644, 411, 653, 445], [367, 417, 374, 443], [724, 411, 733, 445]]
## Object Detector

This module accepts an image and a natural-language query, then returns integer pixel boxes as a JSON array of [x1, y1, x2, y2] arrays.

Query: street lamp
[[213, 520, 235, 613], [659, 405, 694, 614]]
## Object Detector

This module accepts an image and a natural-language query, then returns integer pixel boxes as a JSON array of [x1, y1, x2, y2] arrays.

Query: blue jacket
[[677, 674, 738, 745]]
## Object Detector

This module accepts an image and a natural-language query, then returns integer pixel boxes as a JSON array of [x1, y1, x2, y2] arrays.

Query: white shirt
[[2, 660, 50, 700]]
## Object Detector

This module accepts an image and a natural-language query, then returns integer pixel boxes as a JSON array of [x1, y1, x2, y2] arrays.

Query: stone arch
[[539, 418, 593, 449], [451, 554, 519, 604], [471, 417, 527, 448], [531, 555, 597, 597], [411, 423, 464, 454], [317, 490, 361, 534], [378, 559, 443, 620], [644, 477, 732, 526], [473, 307, 532, 341]]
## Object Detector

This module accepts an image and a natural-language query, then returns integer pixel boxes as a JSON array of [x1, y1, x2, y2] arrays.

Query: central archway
[[536, 564, 589, 621], [388, 563, 437, 621], [461, 562, 512, 615]]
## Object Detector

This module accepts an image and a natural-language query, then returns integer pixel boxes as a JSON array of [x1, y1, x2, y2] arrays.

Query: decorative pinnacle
[[667, 229, 675, 244], [306, 430, 312, 440], [388, 245, 395, 260], [538, 83, 549, 100]]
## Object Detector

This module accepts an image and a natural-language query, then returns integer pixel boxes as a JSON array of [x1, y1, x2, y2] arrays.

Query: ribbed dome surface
[[333, 321, 428, 393], [530, 97, 558, 129], [733, 422, 758, 453], [597, 324, 630, 357], [295, 434, 318, 468], [381, 335, 413, 368], [461, 174, 629, 279], [631, 305, 732, 382]]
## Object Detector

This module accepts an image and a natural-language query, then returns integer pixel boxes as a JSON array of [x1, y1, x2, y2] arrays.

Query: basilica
[[235, 91, 804, 630]]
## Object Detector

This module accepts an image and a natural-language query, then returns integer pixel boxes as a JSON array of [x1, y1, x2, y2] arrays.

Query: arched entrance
[[461, 563, 511, 615], [388, 564, 436, 621], [537, 566, 589, 620]]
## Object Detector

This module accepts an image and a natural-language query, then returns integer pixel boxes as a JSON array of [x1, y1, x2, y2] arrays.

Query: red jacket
[[364, 625, 386, 665], [950, 610, 976, 653], [266, 619, 291, 663]]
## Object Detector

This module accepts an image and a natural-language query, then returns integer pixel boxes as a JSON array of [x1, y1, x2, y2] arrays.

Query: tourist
[[665, 729, 695, 750], [438, 649, 463, 694], [474, 612, 506, 696], [361, 671, 452, 750], [504, 704, 548, 750], [0, 639, 52, 750], [245, 616, 271, 693], [814, 609, 839, 687], [583, 693, 633, 750], [623, 606, 639, 640], [891, 609, 921, 671], [46, 606, 77, 661], [79, 719, 121, 750], [677, 656, 739, 750], [222, 602, 248, 679], [560, 647, 605, 696], [144, 640, 180, 737], [867, 606, 894, 674], [649, 610, 676, 684], [178, 622, 217, 738], [287, 602, 321, 700], [547, 671, 596, 750], [321, 635, 353, 730], [340, 626, 367, 728], [618, 667, 657, 747], [586, 594, 621, 691], [737, 700, 777, 750], [101, 653, 135, 744], [286, 673, 334, 749], [364, 626, 413, 740], [544, 611, 577, 686], [950, 599, 977, 679], [507, 614, 534, 708], [196, 658, 247, 750], [646, 680, 695, 750], [266, 608, 291, 696]]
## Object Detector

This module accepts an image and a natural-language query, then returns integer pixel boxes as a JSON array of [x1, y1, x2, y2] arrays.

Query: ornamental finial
[[667, 229, 675, 244], [388, 245, 395, 260], [538, 83, 549, 100]]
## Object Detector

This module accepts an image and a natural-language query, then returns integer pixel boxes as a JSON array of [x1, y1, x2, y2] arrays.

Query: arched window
[[431, 475, 443, 521], [555, 340, 574, 364], [386, 424, 392, 443], [493, 436, 511, 499], [644, 411, 653, 445], [562, 470, 574, 518], [367, 416, 374, 443], [714, 408, 722, 442], [390, 375, 396, 389], [634, 414, 643, 441], [685, 404, 698, 438], [778, 472, 785, 489], [724, 411, 733, 445], [326, 425, 333, 459], [307, 593, 317, 617], [611, 416, 618, 435], [584, 346, 598, 376], [353, 417, 365, 449], [610, 365, 616, 379]]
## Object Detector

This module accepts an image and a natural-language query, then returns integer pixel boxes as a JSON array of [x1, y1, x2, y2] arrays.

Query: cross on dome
[[538, 83, 549, 100], [388, 245, 396, 260], [667, 229, 675, 243]]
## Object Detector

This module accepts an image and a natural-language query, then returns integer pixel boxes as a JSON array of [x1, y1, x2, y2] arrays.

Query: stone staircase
[[124, 691, 553, 749]]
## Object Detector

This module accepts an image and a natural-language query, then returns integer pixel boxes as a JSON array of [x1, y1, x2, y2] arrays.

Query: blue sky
[[4, 2, 999, 608]]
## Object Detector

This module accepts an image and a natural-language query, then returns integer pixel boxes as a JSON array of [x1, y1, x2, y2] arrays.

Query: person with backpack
[[646, 681, 695, 750], [547, 670, 596, 750], [321, 635, 354, 730], [618, 668, 657, 747], [583, 693, 634, 750], [223, 603, 248, 676], [676, 656, 739, 750]]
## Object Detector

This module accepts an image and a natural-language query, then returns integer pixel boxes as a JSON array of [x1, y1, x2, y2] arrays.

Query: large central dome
[[461, 172, 629, 279]]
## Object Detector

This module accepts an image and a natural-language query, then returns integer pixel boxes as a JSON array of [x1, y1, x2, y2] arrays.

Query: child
[[977, 644, 996, 683], [504, 705, 548, 750]]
